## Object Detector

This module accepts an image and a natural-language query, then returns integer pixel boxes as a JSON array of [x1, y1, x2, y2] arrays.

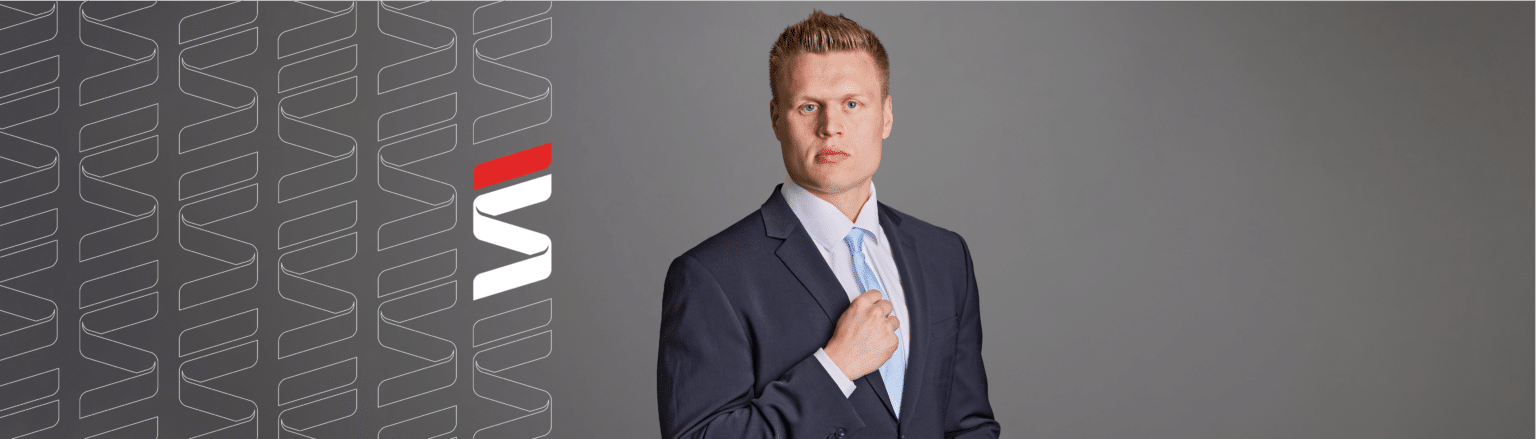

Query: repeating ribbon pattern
[[275, 4, 361, 438], [0, 3, 62, 438], [177, 3, 261, 439], [0, 3, 560, 437], [472, 300, 553, 439], [468, 4, 556, 437], [177, 2, 258, 155], [470, 1, 552, 145], [375, 3, 461, 439], [78, 1, 157, 106], [75, 2, 162, 438]]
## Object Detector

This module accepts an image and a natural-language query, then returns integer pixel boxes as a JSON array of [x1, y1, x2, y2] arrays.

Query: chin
[[801, 174, 867, 195]]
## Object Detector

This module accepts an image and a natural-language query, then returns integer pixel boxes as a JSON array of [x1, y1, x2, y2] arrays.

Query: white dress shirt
[[782, 177, 911, 399]]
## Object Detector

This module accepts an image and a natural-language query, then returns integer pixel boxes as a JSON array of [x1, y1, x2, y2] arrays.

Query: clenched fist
[[824, 289, 900, 380]]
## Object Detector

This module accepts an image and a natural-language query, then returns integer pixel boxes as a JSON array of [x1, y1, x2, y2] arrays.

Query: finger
[[867, 299, 890, 317], [879, 300, 894, 316], [887, 315, 901, 330], [851, 291, 870, 306], [858, 289, 882, 303]]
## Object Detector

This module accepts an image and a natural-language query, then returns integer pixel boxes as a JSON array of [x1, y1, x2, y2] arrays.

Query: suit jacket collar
[[762, 184, 931, 424], [779, 178, 887, 253], [762, 183, 905, 238]]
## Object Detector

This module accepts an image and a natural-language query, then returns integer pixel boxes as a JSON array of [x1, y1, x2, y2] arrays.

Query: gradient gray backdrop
[[543, 2, 1533, 438], [10, 2, 1521, 438]]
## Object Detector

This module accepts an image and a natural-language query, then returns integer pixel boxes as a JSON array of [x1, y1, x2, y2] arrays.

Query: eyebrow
[[793, 91, 867, 103]]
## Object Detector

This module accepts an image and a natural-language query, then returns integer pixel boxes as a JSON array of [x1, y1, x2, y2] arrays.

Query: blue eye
[[801, 104, 817, 112], [846, 101, 859, 109]]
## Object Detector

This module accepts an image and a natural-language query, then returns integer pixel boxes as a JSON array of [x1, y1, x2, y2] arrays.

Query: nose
[[817, 106, 842, 138]]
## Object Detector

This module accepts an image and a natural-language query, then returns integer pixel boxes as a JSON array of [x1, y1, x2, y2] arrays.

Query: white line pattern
[[0, 5, 61, 437], [176, 4, 262, 439]]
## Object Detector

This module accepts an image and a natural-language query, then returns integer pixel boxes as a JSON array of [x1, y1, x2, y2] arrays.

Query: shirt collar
[[781, 177, 883, 252]]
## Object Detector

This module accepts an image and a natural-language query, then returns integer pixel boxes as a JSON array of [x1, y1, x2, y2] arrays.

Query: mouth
[[814, 149, 849, 164]]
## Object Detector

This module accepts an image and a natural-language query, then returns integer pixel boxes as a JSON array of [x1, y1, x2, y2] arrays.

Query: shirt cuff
[[813, 348, 857, 398]]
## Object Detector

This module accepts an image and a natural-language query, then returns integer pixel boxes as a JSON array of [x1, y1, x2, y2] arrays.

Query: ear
[[770, 99, 783, 140], [881, 94, 893, 139]]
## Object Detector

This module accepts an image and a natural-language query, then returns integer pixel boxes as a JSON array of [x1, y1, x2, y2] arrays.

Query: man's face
[[772, 50, 893, 196]]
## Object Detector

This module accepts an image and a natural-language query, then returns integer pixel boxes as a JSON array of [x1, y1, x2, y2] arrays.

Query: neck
[[802, 179, 871, 222]]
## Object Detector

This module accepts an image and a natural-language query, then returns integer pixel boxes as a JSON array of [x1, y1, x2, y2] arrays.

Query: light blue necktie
[[844, 227, 905, 418]]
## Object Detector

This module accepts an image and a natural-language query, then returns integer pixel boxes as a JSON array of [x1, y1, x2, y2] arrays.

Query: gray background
[[545, 2, 1533, 438], [0, 2, 1529, 439]]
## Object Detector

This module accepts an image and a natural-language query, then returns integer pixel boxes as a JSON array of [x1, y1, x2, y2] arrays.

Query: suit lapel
[[880, 203, 930, 425], [763, 186, 850, 327], [774, 233, 850, 325], [762, 186, 902, 420]]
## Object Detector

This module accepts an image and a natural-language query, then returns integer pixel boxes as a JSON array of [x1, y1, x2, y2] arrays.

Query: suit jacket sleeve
[[658, 254, 865, 439], [945, 233, 1002, 438]]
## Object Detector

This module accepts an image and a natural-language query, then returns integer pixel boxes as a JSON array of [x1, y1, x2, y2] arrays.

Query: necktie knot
[[843, 227, 869, 254]]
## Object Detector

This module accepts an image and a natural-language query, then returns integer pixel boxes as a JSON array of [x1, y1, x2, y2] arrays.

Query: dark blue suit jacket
[[658, 185, 1000, 439]]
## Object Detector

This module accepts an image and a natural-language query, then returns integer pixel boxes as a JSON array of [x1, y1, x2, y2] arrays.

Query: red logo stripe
[[473, 143, 551, 190]]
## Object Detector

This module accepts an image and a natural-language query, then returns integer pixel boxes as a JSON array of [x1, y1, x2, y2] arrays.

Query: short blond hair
[[768, 10, 890, 104]]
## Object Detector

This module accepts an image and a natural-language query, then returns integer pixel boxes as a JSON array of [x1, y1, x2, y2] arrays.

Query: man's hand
[[824, 289, 900, 380]]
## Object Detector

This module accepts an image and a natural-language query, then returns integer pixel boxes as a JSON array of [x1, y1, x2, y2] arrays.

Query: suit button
[[833, 428, 846, 438]]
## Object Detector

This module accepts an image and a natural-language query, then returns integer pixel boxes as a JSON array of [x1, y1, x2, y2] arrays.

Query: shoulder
[[879, 202, 970, 257], [879, 203, 979, 312], [672, 208, 779, 275]]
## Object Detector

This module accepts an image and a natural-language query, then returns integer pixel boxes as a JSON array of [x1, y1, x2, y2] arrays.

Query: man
[[658, 11, 1000, 439]]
